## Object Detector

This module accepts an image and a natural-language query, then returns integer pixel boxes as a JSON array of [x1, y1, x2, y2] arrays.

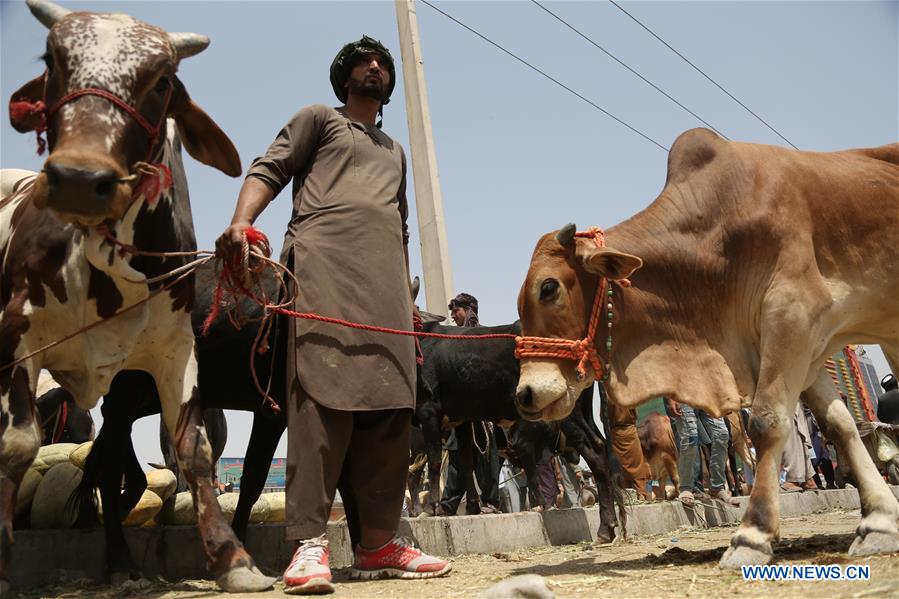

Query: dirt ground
[[13, 509, 898, 598]]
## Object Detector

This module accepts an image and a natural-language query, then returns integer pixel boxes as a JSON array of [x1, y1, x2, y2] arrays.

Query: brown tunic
[[247, 104, 414, 411]]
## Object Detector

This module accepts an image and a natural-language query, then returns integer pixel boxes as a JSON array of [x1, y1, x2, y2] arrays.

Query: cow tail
[[608, 448, 628, 540], [68, 435, 102, 527]]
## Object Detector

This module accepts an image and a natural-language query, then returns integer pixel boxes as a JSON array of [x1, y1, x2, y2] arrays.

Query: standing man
[[216, 36, 450, 595], [878, 374, 899, 425], [607, 402, 652, 501], [439, 293, 503, 514], [449, 292, 480, 327], [665, 399, 736, 506]]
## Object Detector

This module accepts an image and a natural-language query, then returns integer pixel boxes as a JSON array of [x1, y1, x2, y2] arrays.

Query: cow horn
[[168, 32, 210, 59], [26, 0, 71, 28], [556, 223, 577, 246]]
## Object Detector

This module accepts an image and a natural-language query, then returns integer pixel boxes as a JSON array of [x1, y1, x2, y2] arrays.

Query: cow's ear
[[9, 74, 46, 133], [168, 77, 241, 177], [578, 243, 643, 280]]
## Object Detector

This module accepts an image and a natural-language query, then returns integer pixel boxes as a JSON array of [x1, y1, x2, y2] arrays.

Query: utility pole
[[395, 0, 454, 315]]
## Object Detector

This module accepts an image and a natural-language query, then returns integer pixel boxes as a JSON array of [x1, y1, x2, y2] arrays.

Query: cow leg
[[232, 413, 285, 543], [662, 449, 680, 500], [155, 347, 274, 593], [446, 425, 480, 515], [514, 436, 546, 511], [575, 424, 620, 543], [0, 365, 40, 594], [419, 406, 444, 516], [98, 427, 145, 583], [720, 385, 796, 567], [804, 370, 899, 556], [89, 373, 154, 583]]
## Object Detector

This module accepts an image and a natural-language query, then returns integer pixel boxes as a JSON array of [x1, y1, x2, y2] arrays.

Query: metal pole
[[395, 0, 454, 315]]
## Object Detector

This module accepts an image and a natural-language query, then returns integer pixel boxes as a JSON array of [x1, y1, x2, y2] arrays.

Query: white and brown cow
[[515, 128, 899, 567], [0, 0, 273, 592]]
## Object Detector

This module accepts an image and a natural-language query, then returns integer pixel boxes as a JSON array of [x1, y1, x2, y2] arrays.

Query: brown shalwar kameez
[[608, 403, 652, 498], [246, 104, 414, 540]]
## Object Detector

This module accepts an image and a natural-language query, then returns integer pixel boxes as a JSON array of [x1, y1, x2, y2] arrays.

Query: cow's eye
[[154, 76, 171, 93], [539, 279, 559, 301]]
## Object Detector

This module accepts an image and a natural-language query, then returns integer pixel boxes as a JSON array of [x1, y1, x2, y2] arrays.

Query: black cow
[[37, 386, 94, 445], [73, 262, 288, 582], [415, 320, 623, 542], [506, 386, 624, 542], [415, 321, 521, 517]]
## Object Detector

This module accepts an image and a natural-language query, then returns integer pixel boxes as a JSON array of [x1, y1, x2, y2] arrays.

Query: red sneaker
[[284, 535, 334, 595], [350, 536, 452, 580]]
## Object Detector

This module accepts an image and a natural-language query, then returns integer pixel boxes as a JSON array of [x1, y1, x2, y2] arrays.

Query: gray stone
[[479, 574, 555, 599]]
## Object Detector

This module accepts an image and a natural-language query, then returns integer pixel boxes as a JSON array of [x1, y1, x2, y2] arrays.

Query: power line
[[419, 0, 669, 152], [530, 0, 729, 140], [608, 0, 799, 150]]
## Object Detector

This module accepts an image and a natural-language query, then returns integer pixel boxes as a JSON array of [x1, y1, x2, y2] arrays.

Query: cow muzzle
[[514, 385, 543, 421], [34, 158, 131, 225], [516, 359, 587, 422]]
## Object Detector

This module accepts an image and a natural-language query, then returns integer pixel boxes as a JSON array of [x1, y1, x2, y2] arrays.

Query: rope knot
[[10, 99, 49, 155], [132, 162, 173, 205]]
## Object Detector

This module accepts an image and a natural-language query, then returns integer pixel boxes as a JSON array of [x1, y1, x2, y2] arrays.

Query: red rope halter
[[10, 73, 175, 203], [514, 227, 628, 382]]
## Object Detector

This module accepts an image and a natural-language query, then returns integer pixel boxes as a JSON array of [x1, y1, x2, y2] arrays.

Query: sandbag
[[15, 468, 43, 519], [217, 493, 239, 522], [33, 443, 78, 473], [30, 462, 82, 529], [249, 495, 271, 524], [158, 491, 197, 526], [265, 492, 286, 523], [69, 441, 93, 470], [146, 469, 177, 503], [122, 489, 163, 527]]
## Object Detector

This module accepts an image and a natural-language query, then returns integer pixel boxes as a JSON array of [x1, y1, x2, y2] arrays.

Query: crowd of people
[[427, 307, 899, 515]]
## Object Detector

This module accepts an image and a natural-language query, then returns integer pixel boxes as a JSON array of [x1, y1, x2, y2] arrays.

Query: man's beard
[[347, 75, 386, 102]]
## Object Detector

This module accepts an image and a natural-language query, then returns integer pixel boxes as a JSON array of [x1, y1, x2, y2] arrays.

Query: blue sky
[[2, 0, 896, 465]]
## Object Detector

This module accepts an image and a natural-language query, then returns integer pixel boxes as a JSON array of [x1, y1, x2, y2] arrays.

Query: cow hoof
[[110, 571, 130, 586], [216, 565, 276, 593], [849, 530, 899, 557], [719, 544, 772, 569], [596, 526, 615, 545]]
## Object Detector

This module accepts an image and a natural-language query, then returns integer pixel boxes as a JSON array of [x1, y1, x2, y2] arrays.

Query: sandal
[[678, 490, 695, 507], [710, 487, 741, 506], [780, 481, 803, 493]]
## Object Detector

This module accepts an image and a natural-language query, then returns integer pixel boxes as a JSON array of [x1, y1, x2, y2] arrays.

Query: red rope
[[514, 227, 629, 382], [52, 400, 68, 444], [269, 306, 517, 341]]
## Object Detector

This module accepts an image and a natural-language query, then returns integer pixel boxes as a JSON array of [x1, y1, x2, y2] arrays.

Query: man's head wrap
[[448, 293, 479, 314], [330, 35, 396, 105]]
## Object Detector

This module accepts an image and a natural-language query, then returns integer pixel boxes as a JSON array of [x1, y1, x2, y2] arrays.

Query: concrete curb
[[9, 485, 898, 589]]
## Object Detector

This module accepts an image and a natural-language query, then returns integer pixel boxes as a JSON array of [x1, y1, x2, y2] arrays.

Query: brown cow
[[637, 412, 679, 500], [0, 0, 272, 592], [514, 128, 899, 568]]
